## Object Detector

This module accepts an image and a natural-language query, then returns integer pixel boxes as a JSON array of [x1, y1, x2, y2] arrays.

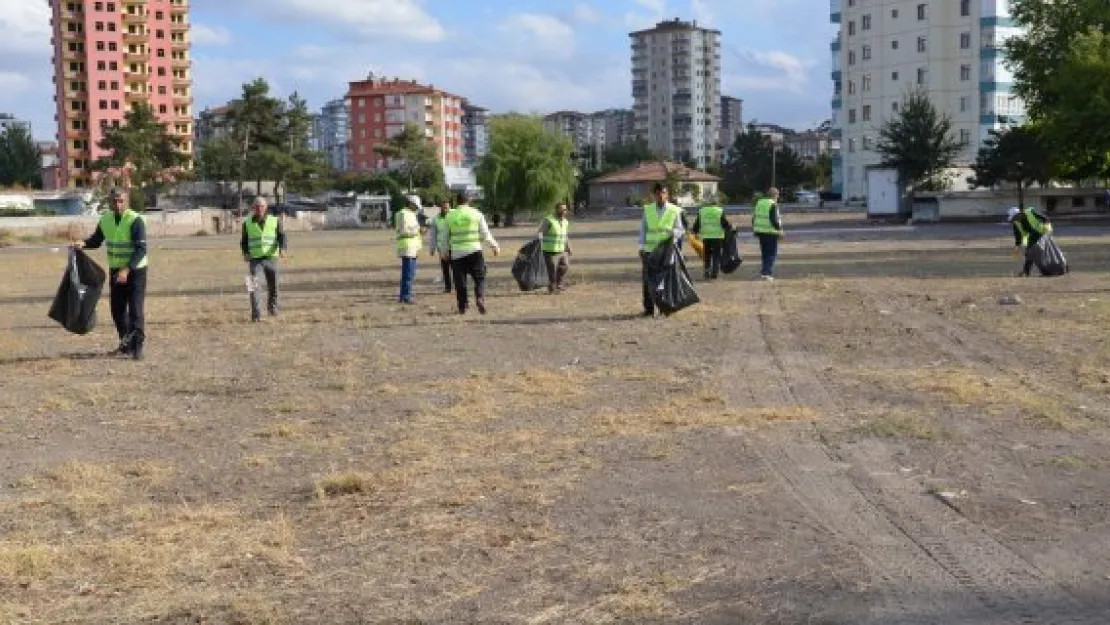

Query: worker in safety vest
[[240, 197, 287, 321], [442, 191, 500, 315], [72, 187, 149, 359], [1007, 206, 1053, 277], [752, 187, 784, 281], [638, 182, 685, 317], [537, 202, 572, 293], [692, 195, 731, 280], [396, 195, 424, 304], [428, 199, 454, 293]]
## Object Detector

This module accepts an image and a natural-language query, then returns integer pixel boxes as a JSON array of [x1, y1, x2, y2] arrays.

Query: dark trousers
[[757, 234, 780, 277], [110, 267, 147, 343], [450, 251, 487, 313], [543, 252, 569, 292], [440, 257, 453, 292], [703, 239, 723, 279], [248, 258, 279, 319], [399, 256, 417, 303], [642, 256, 656, 314], [1022, 233, 1044, 275]]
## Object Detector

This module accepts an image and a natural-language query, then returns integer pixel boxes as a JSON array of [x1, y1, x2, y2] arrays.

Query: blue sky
[[0, 0, 835, 142]]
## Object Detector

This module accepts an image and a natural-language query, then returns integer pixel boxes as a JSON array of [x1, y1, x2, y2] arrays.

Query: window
[[159, 104, 168, 114], [95, 21, 104, 31], [359, 129, 366, 138], [960, 32, 971, 49], [862, 74, 872, 92], [107, 2, 115, 10], [959, 129, 971, 145], [156, 10, 163, 18], [848, 108, 857, 123], [97, 61, 106, 70], [358, 98, 366, 107], [917, 68, 928, 84], [863, 136, 872, 150], [156, 29, 165, 39], [892, 101, 899, 112], [157, 67, 165, 76], [97, 80, 106, 90], [848, 21, 855, 36], [862, 14, 871, 30], [892, 39, 899, 50], [158, 86, 166, 95], [848, 80, 856, 95], [358, 113, 366, 123], [960, 0, 970, 17], [109, 61, 118, 70], [96, 41, 105, 51], [848, 50, 856, 65], [892, 71, 899, 81], [960, 64, 971, 81], [917, 37, 927, 53], [848, 138, 856, 152], [108, 42, 117, 51], [107, 23, 115, 32], [892, 9, 898, 18], [960, 96, 969, 112], [99, 100, 108, 110], [94, 1, 103, 9], [862, 105, 871, 121], [157, 49, 165, 57], [862, 45, 871, 60], [110, 80, 118, 90]]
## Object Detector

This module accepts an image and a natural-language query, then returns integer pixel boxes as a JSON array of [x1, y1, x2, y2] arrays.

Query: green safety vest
[[699, 205, 725, 240], [434, 213, 450, 252], [244, 215, 280, 260], [446, 205, 483, 254], [752, 198, 781, 235], [643, 203, 681, 252], [1014, 207, 1046, 246], [395, 208, 422, 255], [542, 216, 569, 253], [99, 209, 148, 270]]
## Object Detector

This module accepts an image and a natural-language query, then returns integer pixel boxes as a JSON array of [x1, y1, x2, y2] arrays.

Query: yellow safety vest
[[244, 215, 280, 260], [699, 205, 725, 240], [752, 198, 780, 235], [542, 216, 569, 253], [99, 209, 148, 270], [447, 205, 483, 254], [395, 208, 422, 255], [644, 203, 681, 251]]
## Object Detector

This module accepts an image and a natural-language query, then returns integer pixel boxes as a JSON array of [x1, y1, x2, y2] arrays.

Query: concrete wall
[[0, 208, 327, 240], [919, 188, 1110, 221], [589, 181, 719, 208]]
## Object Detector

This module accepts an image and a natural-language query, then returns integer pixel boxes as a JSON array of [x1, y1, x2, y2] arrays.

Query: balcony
[[171, 39, 190, 50], [124, 49, 148, 62], [172, 75, 190, 87], [125, 69, 150, 82], [171, 57, 191, 69], [122, 12, 145, 24], [170, 22, 188, 33], [832, 96, 842, 109], [173, 93, 192, 104], [125, 90, 147, 102], [830, 0, 841, 22], [61, 28, 83, 41], [123, 30, 148, 43]]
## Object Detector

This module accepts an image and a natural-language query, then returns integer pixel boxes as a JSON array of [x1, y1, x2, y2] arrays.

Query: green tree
[[1007, 1, 1110, 179], [373, 123, 444, 191], [91, 103, 187, 209], [477, 115, 577, 225], [721, 126, 809, 202], [968, 124, 1057, 210], [0, 125, 42, 189], [811, 153, 832, 190], [227, 78, 284, 214], [874, 89, 962, 205], [603, 137, 659, 168]]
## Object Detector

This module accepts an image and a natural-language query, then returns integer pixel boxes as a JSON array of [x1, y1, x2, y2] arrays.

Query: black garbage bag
[[48, 249, 106, 335], [647, 239, 700, 316], [511, 240, 548, 292], [1027, 235, 1068, 277], [721, 228, 743, 274]]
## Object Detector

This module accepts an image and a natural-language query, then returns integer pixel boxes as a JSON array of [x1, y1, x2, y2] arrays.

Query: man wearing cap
[[441, 191, 500, 315], [1007, 206, 1053, 277], [427, 199, 453, 293], [72, 188, 148, 359], [241, 197, 287, 321], [396, 195, 423, 304], [752, 187, 784, 281]]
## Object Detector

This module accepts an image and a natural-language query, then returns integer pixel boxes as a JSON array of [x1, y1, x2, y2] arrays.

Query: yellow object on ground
[[688, 234, 705, 261]]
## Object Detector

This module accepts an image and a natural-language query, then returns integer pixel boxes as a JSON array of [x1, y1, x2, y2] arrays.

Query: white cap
[[1006, 207, 1020, 221], [406, 195, 422, 209]]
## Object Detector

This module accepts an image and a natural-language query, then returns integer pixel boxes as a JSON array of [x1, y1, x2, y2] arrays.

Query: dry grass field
[[1, 214, 1110, 624]]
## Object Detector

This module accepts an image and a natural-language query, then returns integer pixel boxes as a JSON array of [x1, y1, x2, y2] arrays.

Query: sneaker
[[760, 275, 775, 282], [109, 342, 131, 357]]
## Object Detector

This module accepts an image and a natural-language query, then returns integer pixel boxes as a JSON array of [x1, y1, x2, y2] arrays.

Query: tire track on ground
[[723, 285, 1107, 624]]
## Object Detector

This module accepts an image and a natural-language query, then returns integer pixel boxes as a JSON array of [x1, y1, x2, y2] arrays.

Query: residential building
[[345, 77, 465, 175], [49, 0, 193, 189], [39, 141, 61, 190], [830, 0, 1024, 198], [784, 130, 834, 164], [314, 98, 351, 172], [587, 161, 720, 209], [462, 103, 489, 169], [594, 108, 635, 147], [719, 96, 743, 149], [543, 111, 592, 152], [194, 104, 231, 148], [630, 18, 722, 168], [0, 114, 31, 135]]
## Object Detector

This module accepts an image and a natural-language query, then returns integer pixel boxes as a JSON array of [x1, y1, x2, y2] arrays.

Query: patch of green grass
[[852, 413, 958, 442]]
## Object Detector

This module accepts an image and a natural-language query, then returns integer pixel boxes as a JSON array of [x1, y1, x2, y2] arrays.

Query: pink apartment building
[[50, 0, 192, 189]]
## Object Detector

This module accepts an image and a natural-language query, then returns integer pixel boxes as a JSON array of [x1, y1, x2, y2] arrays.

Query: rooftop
[[347, 77, 463, 101], [591, 161, 721, 185], [630, 18, 721, 37]]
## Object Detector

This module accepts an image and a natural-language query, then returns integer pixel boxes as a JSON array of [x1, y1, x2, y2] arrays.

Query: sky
[[0, 0, 836, 142]]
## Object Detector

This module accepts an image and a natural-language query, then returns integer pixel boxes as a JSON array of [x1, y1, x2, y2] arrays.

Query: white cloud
[[0, 71, 31, 93], [499, 13, 575, 59], [191, 24, 233, 46], [624, 0, 667, 30], [204, 0, 445, 42], [0, 0, 50, 55], [724, 49, 814, 94], [571, 3, 602, 24]]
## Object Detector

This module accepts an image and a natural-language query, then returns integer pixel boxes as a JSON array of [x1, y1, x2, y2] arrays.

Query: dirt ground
[[1, 213, 1110, 624]]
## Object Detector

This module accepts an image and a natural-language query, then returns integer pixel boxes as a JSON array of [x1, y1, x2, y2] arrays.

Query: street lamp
[[771, 139, 782, 189]]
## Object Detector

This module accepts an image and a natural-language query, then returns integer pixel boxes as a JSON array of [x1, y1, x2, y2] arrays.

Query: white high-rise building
[[830, 0, 1025, 199], [630, 18, 722, 169]]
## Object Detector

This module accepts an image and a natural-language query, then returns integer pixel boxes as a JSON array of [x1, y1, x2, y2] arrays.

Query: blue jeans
[[757, 234, 779, 277], [399, 256, 417, 302]]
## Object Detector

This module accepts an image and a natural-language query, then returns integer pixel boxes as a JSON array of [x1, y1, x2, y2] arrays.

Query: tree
[[0, 125, 42, 189], [811, 153, 833, 191], [476, 115, 577, 225], [874, 89, 962, 205], [1007, 1, 1110, 179], [227, 78, 284, 214], [373, 123, 444, 191], [720, 126, 809, 202], [968, 124, 1056, 209], [603, 138, 659, 168], [91, 103, 188, 209]]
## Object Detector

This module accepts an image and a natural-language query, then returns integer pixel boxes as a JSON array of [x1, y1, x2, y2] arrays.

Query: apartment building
[[345, 77, 465, 174], [194, 104, 230, 148], [315, 98, 351, 172], [50, 0, 193, 189], [543, 109, 636, 157], [543, 111, 594, 153], [462, 103, 489, 169], [830, 0, 1024, 199], [719, 95, 743, 149], [0, 114, 31, 136], [595, 108, 635, 148], [630, 18, 722, 168]]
